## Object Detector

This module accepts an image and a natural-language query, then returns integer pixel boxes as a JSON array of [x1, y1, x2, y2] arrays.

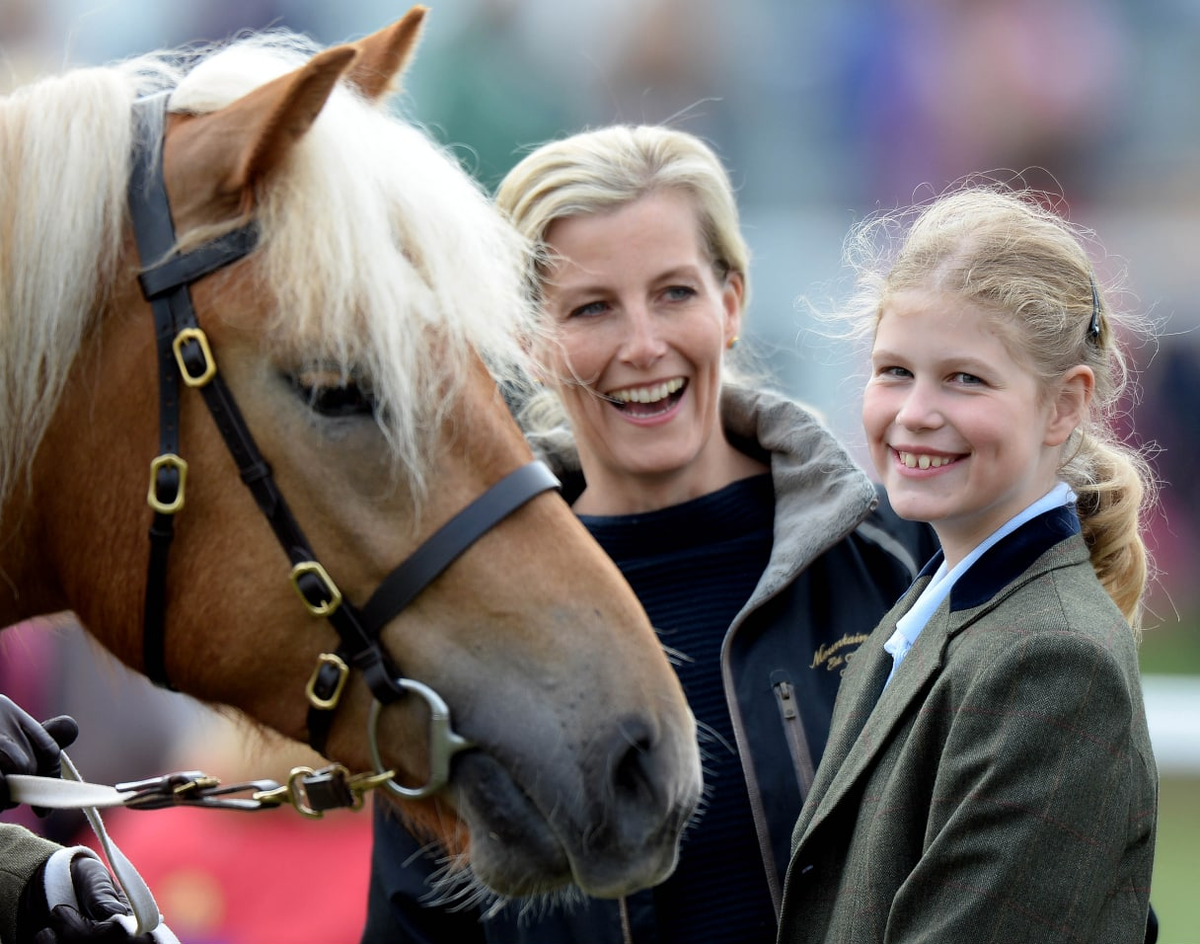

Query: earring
[[727, 335, 739, 350]]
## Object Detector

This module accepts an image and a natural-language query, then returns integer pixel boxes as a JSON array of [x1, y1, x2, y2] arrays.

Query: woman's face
[[538, 189, 742, 508]]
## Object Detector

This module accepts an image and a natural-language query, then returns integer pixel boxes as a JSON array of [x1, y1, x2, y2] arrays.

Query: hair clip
[[1087, 277, 1101, 343]]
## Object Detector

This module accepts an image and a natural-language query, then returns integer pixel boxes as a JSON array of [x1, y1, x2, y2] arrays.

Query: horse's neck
[[0, 302, 150, 656], [0, 494, 64, 627]]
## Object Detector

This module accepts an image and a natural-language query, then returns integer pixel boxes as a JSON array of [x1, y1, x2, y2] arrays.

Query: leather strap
[[361, 462, 560, 635], [304, 461, 560, 753], [129, 93, 183, 690], [129, 94, 262, 689]]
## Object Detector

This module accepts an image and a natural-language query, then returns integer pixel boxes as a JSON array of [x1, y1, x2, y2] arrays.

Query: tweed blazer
[[0, 824, 59, 943], [777, 506, 1157, 944]]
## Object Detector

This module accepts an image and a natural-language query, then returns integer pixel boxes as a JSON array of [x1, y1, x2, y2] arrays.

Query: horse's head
[[0, 7, 700, 899]]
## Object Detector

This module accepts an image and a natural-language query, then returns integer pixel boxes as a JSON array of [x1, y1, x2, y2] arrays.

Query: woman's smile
[[604, 378, 687, 419]]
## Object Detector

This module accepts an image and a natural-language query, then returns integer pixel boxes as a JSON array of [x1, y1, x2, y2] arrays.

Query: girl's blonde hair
[[494, 125, 753, 435], [845, 185, 1155, 629]]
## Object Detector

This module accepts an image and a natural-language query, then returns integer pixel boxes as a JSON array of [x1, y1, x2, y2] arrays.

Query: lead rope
[[7, 754, 397, 937], [12, 752, 174, 938], [57, 753, 170, 938]]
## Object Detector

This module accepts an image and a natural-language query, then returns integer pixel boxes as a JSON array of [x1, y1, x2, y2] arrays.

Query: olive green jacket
[[778, 507, 1157, 944], [0, 823, 58, 943]]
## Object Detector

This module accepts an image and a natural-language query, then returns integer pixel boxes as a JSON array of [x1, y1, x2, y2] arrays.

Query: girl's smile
[[892, 449, 962, 471]]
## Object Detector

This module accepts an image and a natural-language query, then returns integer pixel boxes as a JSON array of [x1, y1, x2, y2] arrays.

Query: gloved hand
[[21, 848, 170, 944], [0, 694, 79, 812]]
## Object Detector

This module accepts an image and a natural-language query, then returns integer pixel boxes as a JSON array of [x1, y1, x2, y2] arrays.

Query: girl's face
[[538, 189, 742, 511], [863, 288, 1088, 565]]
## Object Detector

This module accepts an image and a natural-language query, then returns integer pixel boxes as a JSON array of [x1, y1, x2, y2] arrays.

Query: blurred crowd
[[6, 0, 1195, 607]]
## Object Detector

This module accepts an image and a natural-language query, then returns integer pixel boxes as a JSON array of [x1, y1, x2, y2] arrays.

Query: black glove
[[0, 694, 79, 812], [21, 851, 158, 944]]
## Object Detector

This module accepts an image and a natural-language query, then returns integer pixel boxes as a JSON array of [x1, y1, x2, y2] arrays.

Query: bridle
[[128, 92, 559, 799]]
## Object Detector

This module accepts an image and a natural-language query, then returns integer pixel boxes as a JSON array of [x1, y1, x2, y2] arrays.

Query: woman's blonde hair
[[844, 185, 1156, 629], [494, 125, 752, 435], [496, 124, 749, 308]]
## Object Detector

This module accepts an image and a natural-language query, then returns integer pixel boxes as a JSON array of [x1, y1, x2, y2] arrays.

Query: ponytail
[[1068, 436, 1154, 631]]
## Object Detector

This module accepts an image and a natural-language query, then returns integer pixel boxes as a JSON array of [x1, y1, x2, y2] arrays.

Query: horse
[[0, 7, 701, 901]]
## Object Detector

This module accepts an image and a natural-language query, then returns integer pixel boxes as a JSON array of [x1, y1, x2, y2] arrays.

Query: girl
[[777, 186, 1158, 943]]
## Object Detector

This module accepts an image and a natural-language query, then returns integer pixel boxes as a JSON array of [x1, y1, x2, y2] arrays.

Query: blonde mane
[[0, 33, 536, 513]]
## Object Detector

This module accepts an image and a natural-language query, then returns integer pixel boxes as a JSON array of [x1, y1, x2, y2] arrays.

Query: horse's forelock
[[173, 39, 539, 482], [169, 34, 316, 113], [249, 72, 537, 479]]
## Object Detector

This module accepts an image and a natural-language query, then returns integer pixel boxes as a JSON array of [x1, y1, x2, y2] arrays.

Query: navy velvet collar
[[915, 505, 1081, 613]]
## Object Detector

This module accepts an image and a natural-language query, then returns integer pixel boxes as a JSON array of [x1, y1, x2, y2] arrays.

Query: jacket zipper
[[720, 480, 877, 918], [773, 680, 816, 798]]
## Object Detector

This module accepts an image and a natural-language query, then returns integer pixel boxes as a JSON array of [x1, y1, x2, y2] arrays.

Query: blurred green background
[[1156, 776, 1198, 942], [1140, 619, 1200, 944]]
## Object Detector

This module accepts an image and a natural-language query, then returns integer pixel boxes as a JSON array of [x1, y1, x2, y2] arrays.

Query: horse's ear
[[165, 44, 358, 221], [347, 5, 429, 102], [229, 44, 359, 196]]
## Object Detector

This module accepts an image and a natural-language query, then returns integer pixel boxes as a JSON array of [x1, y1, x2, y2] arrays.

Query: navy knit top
[[578, 472, 777, 943]]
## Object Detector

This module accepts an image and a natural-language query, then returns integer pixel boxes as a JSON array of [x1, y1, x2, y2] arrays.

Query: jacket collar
[[720, 386, 877, 591], [916, 504, 1081, 612], [526, 384, 879, 593]]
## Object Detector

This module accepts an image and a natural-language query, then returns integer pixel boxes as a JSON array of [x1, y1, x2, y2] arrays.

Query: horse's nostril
[[607, 719, 661, 809], [612, 735, 653, 799]]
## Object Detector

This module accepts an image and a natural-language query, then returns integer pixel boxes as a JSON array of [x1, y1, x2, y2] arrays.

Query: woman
[[362, 125, 937, 944]]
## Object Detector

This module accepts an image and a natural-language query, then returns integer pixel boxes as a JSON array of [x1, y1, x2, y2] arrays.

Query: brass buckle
[[345, 769, 395, 810], [289, 560, 343, 617], [172, 327, 217, 387], [146, 453, 188, 514], [251, 764, 394, 816], [263, 765, 327, 819], [305, 652, 349, 711]]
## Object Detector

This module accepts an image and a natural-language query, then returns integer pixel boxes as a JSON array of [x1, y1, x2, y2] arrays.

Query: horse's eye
[[290, 370, 377, 418], [308, 383, 374, 417]]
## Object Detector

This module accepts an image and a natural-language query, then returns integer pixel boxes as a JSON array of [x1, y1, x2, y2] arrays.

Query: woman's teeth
[[608, 378, 684, 404]]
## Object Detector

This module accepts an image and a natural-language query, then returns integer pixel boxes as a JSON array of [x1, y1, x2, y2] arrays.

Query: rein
[[128, 92, 559, 798], [6, 752, 395, 939]]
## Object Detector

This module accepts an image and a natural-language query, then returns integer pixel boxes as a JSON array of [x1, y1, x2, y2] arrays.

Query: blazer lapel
[[794, 576, 929, 843], [801, 610, 954, 840]]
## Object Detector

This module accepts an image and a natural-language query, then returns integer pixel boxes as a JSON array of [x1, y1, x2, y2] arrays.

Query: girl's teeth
[[899, 451, 953, 469]]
